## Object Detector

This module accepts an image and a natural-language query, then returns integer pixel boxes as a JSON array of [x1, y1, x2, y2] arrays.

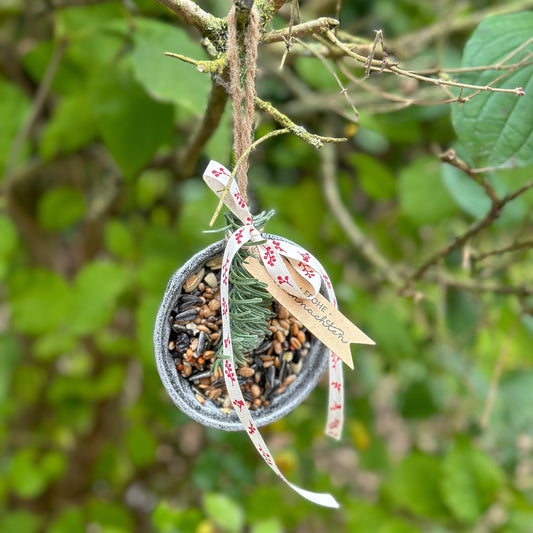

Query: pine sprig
[[213, 211, 275, 369]]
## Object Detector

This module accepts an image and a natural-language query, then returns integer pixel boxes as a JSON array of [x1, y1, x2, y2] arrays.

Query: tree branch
[[155, 0, 225, 47], [320, 137, 403, 289], [181, 81, 229, 178], [261, 17, 339, 44], [432, 273, 532, 297], [255, 96, 346, 148], [473, 240, 533, 263], [325, 30, 526, 99], [255, 0, 287, 27], [407, 180, 533, 284], [3, 38, 68, 185], [439, 149, 499, 205]]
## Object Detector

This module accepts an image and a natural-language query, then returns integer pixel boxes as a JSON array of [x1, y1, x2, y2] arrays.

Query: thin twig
[[390, 0, 533, 58], [364, 30, 385, 79], [338, 60, 465, 109], [261, 17, 339, 44], [255, 0, 287, 27], [181, 81, 229, 178], [433, 273, 532, 298], [3, 38, 68, 183], [209, 128, 290, 226], [480, 321, 518, 429], [278, 0, 298, 70], [255, 96, 346, 148], [155, 0, 225, 46], [439, 149, 499, 205], [164, 52, 227, 74], [320, 135, 403, 289], [408, 180, 533, 284], [296, 38, 358, 120], [409, 59, 533, 75], [326, 30, 526, 99], [473, 240, 533, 262]]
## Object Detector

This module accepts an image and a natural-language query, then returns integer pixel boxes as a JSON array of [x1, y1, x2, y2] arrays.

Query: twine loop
[[227, 2, 260, 202]]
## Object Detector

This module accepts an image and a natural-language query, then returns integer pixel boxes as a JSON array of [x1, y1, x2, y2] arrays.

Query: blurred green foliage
[[1, 1, 532, 532]]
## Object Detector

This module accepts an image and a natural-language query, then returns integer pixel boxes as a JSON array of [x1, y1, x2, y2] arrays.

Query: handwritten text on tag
[[244, 257, 375, 370]]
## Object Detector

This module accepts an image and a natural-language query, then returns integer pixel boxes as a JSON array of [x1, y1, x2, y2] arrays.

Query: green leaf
[[130, 17, 210, 114], [0, 334, 21, 402], [55, 2, 127, 41], [90, 68, 174, 178], [9, 268, 71, 335], [48, 508, 85, 533], [136, 294, 161, 365], [382, 452, 448, 518], [37, 186, 85, 231], [398, 379, 439, 419], [8, 448, 63, 499], [40, 92, 98, 160], [206, 103, 232, 163], [451, 12, 533, 167], [441, 440, 504, 523], [136, 169, 172, 209], [152, 501, 202, 533], [0, 77, 31, 175], [250, 518, 285, 533], [105, 219, 138, 260], [363, 302, 416, 359], [294, 56, 342, 92], [22, 40, 85, 94], [441, 161, 491, 219], [126, 424, 158, 468], [203, 493, 245, 533], [41, 450, 67, 481], [442, 150, 531, 225], [0, 511, 41, 533], [0, 213, 18, 257], [446, 288, 482, 345], [491, 371, 533, 444], [0, 214, 18, 279], [398, 157, 458, 225], [85, 500, 134, 531], [345, 501, 421, 533], [504, 510, 533, 533], [347, 153, 396, 199], [67, 260, 128, 335]]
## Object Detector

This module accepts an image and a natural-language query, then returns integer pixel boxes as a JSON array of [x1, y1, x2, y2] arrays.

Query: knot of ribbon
[[203, 161, 344, 508]]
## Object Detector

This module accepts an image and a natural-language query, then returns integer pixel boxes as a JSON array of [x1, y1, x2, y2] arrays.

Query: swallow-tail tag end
[[243, 256, 375, 370]]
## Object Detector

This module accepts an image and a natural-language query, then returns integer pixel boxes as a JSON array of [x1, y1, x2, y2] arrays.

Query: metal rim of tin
[[153, 235, 330, 431]]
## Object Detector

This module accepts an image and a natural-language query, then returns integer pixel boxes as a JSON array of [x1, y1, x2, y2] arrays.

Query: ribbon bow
[[203, 161, 344, 508]]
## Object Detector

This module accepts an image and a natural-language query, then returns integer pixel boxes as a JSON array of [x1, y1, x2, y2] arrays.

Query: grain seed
[[206, 256, 223, 269], [238, 367, 255, 378], [195, 393, 206, 405], [183, 268, 204, 292], [204, 272, 218, 288]]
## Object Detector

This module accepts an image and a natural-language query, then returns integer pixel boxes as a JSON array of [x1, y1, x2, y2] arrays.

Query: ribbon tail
[[220, 229, 340, 508], [203, 161, 252, 224], [254, 238, 347, 440], [325, 352, 344, 440]]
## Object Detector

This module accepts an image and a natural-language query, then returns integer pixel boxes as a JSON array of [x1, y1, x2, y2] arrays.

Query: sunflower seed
[[197, 330, 208, 355], [174, 309, 199, 323]]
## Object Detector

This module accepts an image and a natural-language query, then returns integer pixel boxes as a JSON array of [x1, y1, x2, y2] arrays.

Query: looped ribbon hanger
[[203, 161, 347, 508]]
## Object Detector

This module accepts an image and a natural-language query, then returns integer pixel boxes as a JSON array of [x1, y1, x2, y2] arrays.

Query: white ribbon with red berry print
[[204, 161, 344, 508]]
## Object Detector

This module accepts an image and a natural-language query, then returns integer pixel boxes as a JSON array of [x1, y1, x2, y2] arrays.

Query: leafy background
[[1, 1, 533, 532]]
